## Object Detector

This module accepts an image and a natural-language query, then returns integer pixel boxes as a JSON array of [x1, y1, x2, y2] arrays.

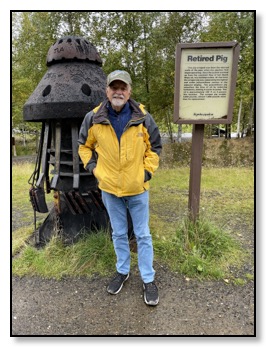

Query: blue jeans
[[101, 190, 155, 283]]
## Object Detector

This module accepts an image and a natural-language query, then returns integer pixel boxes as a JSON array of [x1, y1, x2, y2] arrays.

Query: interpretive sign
[[174, 41, 240, 124], [173, 42, 240, 222]]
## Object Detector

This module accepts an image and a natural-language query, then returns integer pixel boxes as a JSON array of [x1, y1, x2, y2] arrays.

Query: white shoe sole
[[107, 273, 129, 295], [143, 284, 159, 306]]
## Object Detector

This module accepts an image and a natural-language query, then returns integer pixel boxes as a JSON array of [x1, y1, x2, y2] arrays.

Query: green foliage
[[149, 164, 253, 281], [12, 162, 54, 228], [153, 217, 244, 279], [12, 134, 38, 156], [12, 231, 116, 279], [12, 11, 254, 136], [201, 12, 254, 130], [12, 12, 57, 131], [160, 138, 254, 168], [12, 160, 253, 281]]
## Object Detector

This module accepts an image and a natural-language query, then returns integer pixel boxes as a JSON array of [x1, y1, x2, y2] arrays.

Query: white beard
[[111, 97, 126, 109]]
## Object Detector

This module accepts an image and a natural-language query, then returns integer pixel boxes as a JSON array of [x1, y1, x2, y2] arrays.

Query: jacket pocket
[[144, 170, 152, 182]]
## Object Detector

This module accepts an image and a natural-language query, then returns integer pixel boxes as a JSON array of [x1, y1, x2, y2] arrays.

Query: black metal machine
[[24, 36, 111, 245]]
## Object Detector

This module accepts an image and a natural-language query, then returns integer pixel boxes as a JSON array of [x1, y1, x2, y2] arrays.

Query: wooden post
[[188, 124, 205, 222]]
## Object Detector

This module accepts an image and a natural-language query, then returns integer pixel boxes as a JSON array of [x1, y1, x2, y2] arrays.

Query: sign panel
[[174, 42, 240, 124]]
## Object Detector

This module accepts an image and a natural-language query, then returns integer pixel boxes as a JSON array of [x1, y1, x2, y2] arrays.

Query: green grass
[[149, 166, 253, 281], [12, 231, 119, 279], [153, 217, 244, 279], [12, 134, 38, 156], [12, 163, 254, 282], [12, 162, 54, 225]]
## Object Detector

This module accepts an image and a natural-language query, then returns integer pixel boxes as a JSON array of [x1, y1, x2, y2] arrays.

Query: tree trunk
[[177, 124, 182, 143], [236, 98, 242, 138], [246, 96, 254, 137]]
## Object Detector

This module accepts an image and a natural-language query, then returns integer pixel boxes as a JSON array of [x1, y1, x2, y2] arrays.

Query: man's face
[[106, 80, 131, 112]]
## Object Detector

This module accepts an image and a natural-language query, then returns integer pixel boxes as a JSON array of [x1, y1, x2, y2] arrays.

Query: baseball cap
[[107, 70, 132, 86]]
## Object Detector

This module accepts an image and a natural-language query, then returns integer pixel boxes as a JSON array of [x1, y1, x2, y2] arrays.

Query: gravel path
[[12, 264, 254, 336], [11, 156, 255, 336]]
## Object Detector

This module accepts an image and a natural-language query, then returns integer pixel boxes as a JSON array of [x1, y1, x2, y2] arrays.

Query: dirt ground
[[12, 266, 254, 336], [11, 156, 255, 336], [12, 229, 254, 336]]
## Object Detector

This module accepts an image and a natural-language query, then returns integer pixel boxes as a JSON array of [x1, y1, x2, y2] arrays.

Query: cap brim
[[108, 78, 130, 85]]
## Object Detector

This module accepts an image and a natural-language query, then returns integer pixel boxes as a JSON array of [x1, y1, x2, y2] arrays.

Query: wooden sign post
[[188, 123, 204, 222], [174, 41, 240, 221]]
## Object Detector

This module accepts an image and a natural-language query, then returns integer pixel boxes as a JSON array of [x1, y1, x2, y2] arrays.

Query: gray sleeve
[[144, 113, 162, 156], [78, 111, 94, 145]]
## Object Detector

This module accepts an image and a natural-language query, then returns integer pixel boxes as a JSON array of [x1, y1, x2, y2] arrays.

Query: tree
[[201, 12, 255, 137], [12, 11, 254, 141], [12, 12, 59, 132], [147, 12, 205, 137]]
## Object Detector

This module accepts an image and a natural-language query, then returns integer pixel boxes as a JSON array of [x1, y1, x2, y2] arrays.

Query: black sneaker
[[107, 272, 129, 294], [143, 281, 159, 306]]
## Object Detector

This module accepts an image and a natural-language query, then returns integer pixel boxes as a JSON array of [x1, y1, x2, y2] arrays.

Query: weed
[[153, 217, 245, 279], [12, 159, 254, 281]]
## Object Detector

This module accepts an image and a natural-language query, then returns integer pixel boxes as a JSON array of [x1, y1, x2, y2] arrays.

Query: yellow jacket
[[78, 98, 162, 197]]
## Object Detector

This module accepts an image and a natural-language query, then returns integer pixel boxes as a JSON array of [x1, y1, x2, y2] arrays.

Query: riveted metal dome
[[23, 36, 106, 121], [46, 36, 102, 66]]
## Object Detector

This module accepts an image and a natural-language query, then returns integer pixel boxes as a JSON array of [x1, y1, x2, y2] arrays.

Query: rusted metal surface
[[23, 36, 111, 245], [46, 36, 102, 66], [23, 62, 106, 121], [23, 36, 106, 121]]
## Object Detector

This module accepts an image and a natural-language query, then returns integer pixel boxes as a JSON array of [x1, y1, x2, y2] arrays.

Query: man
[[78, 70, 162, 306]]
